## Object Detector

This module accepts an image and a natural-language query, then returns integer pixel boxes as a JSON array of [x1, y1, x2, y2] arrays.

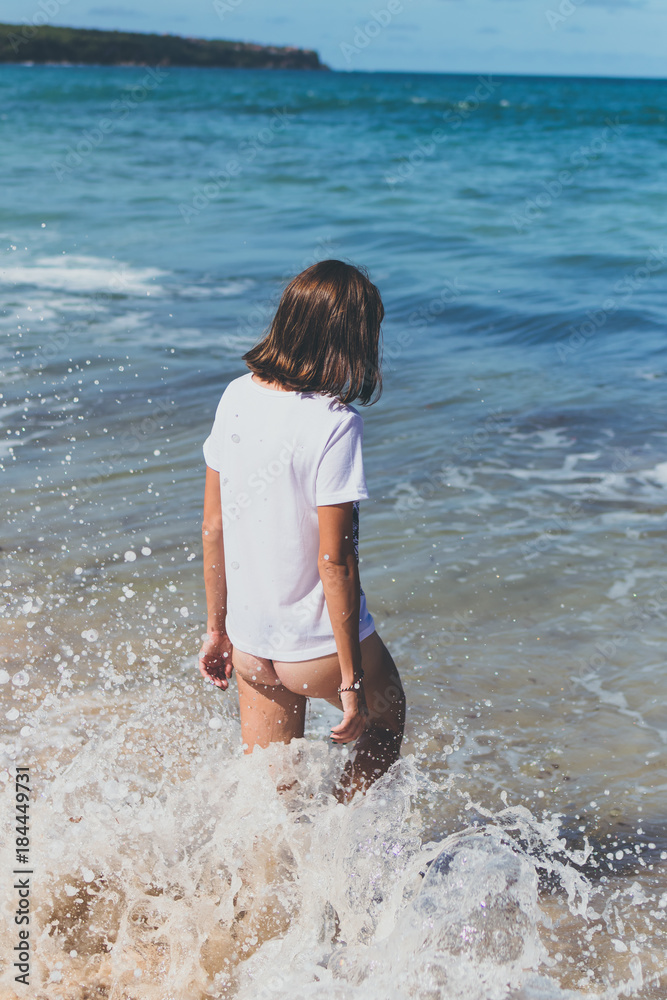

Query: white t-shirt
[[203, 372, 375, 661]]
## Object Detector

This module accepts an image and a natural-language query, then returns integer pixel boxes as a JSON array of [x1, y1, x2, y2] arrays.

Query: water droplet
[[323, 554, 330, 560], [124, 550, 137, 562], [231, 561, 239, 570], [231, 433, 240, 443]]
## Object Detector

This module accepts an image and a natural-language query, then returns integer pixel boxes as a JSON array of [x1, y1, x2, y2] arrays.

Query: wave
[[1, 255, 165, 297], [2, 682, 662, 999]]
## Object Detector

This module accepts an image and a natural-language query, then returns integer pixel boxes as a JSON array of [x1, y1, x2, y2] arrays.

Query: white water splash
[[1, 690, 662, 1000]]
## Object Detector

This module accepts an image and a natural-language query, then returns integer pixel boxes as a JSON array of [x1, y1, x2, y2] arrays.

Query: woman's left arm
[[199, 466, 234, 689]]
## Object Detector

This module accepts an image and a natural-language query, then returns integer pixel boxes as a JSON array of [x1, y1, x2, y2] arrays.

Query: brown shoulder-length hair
[[242, 259, 383, 405]]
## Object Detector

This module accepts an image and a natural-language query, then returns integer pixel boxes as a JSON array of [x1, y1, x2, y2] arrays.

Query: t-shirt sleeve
[[202, 397, 224, 472], [315, 409, 369, 506]]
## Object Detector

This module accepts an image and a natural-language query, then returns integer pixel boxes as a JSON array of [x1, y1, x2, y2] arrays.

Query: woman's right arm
[[317, 502, 368, 743], [199, 466, 234, 689]]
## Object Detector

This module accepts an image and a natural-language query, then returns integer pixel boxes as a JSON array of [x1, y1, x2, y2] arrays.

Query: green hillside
[[0, 22, 328, 70]]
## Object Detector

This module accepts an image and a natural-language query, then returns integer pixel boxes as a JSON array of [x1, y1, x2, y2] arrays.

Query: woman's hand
[[331, 685, 369, 744], [198, 631, 234, 690]]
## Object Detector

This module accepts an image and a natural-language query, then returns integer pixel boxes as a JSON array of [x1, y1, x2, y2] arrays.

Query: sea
[[1, 65, 666, 999]]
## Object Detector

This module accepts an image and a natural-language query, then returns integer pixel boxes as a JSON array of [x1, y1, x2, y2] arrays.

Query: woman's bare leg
[[273, 631, 405, 798], [335, 632, 405, 799], [233, 648, 306, 753]]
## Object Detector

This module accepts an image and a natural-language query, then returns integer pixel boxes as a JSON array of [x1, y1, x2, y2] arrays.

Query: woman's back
[[203, 371, 374, 661]]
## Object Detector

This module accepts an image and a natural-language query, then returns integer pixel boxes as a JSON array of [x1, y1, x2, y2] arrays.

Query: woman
[[198, 259, 405, 798]]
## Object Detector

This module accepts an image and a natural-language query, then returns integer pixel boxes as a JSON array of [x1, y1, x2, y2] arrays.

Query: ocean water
[[1, 65, 667, 998]]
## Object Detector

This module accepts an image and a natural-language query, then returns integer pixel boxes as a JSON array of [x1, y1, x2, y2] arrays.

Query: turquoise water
[[1, 66, 667, 998]]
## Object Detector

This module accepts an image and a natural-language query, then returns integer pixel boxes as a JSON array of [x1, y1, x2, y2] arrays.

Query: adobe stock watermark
[[393, 408, 510, 517], [178, 107, 295, 224], [212, 0, 243, 21], [5, 0, 72, 54], [39, 266, 152, 361], [442, 76, 501, 130], [519, 446, 638, 561], [370, 276, 467, 380], [77, 397, 174, 501], [556, 245, 666, 362], [51, 67, 169, 180], [230, 236, 340, 346], [406, 277, 466, 332], [385, 76, 500, 186], [244, 587, 323, 655], [425, 611, 475, 653], [220, 439, 297, 530], [512, 117, 627, 232], [546, 0, 586, 31], [358, 274, 465, 389], [340, 0, 413, 65], [571, 578, 667, 692]]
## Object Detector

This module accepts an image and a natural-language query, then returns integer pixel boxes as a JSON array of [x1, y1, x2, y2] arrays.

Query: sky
[[4, 0, 667, 78]]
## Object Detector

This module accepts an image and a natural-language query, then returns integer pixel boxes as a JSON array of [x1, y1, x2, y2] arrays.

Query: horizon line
[[3, 63, 665, 83], [0, 21, 664, 83]]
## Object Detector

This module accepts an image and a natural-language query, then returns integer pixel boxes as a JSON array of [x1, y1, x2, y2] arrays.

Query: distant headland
[[0, 22, 329, 70]]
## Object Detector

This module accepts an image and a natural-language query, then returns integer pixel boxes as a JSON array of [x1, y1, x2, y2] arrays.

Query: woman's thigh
[[232, 646, 306, 751]]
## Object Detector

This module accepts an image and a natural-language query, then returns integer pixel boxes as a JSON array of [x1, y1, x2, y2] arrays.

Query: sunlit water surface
[[1, 66, 666, 998]]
